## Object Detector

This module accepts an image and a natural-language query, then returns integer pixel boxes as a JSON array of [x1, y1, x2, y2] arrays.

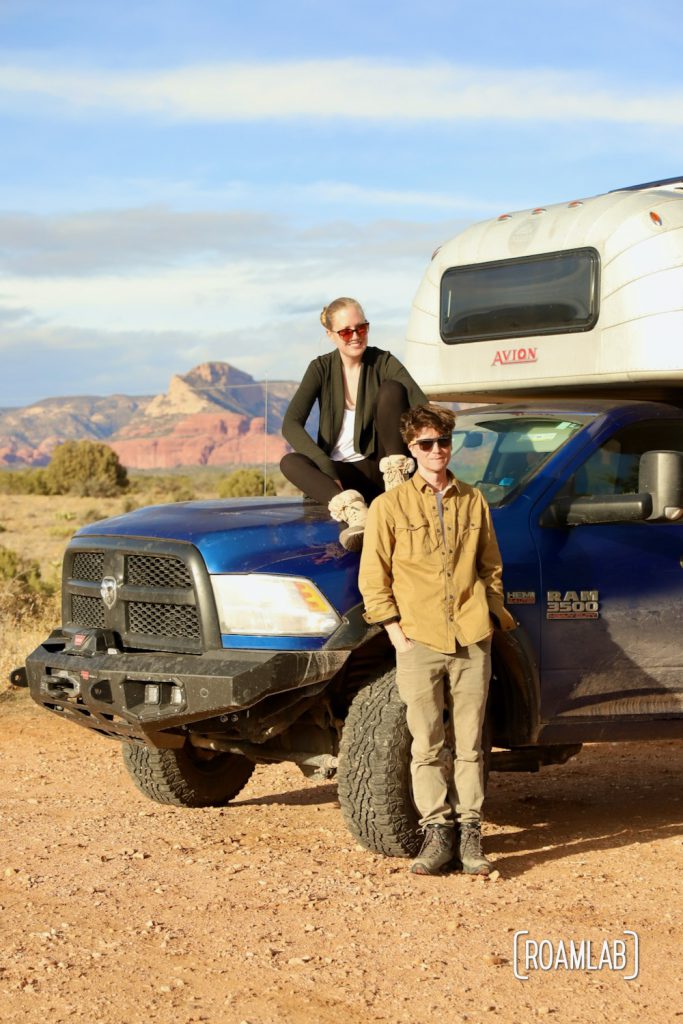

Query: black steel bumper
[[26, 631, 350, 748]]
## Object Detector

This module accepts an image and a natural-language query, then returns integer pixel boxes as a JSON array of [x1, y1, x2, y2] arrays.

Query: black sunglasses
[[411, 436, 452, 452]]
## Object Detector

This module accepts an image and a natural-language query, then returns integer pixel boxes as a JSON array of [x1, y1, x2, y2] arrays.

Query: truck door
[[533, 416, 683, 733]]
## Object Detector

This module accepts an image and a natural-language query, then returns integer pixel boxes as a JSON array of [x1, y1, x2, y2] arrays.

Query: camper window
[[440, 247, 600, 344]]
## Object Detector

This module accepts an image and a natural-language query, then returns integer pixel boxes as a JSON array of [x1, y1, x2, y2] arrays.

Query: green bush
[[217, 468, 276, 499], [0, 543, 54, 605], [0, 468, 50, 494], [129, 474, 195, 503], [45, 440, 129, 497], [163, 478, 196, 503], [0, 545, 56, 624]]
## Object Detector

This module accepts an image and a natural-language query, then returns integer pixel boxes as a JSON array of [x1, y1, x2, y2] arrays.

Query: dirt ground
[[1, 687, 681, 1024]]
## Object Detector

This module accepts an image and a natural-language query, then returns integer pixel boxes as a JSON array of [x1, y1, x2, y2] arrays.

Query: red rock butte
[[0, 362, 299, 469]]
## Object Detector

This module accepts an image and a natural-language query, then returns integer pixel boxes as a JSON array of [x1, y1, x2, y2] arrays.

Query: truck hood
[[77, 498, 363, 619], [76, 498, 351, 575]]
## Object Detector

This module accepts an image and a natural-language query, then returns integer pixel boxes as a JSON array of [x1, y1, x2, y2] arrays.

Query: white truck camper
[[405, 177, 683, 401]]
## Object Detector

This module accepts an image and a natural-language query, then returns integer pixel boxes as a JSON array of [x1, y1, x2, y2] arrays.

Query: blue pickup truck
[[26, 180, 683, 858]]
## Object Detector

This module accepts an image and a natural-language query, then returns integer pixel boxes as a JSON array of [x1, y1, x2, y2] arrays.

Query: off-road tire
[[122, 742, 255, 807], [337, 669, 420, 858]]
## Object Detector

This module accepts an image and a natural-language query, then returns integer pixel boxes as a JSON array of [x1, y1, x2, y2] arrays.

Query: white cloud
[[0, 209, 452, 302], [1, 59, 682, 126], [0, 208, 432, 403], [0, 207, 283, 275]]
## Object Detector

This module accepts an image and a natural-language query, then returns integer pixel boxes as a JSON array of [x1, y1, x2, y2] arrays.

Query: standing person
[[358, 405, 516, 875], [280, 297, 427, 551]]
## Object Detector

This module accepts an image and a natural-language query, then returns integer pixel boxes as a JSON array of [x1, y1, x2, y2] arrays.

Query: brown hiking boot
[[410, 824, 456, 875], [458, 822, 492, 876]]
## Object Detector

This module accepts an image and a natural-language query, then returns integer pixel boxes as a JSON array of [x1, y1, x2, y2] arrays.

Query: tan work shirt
[[359, 471, 515, 651]]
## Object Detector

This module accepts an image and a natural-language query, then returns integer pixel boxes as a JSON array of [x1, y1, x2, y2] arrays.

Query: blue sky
[[1, 0, 682, 405]]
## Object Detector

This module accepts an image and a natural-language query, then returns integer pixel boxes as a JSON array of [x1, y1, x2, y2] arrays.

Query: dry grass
[[0, 493, 133, 697], [0, 493, 133, 583], [0, 602, 57, 706]]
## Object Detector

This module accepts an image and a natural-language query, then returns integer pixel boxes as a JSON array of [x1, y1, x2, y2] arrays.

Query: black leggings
[[280, 379, 411, 505]]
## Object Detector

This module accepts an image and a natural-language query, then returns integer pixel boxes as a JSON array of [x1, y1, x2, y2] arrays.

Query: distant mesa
[[0, 362, 298, 469]]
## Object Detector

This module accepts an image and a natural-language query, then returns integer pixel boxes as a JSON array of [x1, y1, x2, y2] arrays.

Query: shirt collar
[[411, 470, 461, 495]]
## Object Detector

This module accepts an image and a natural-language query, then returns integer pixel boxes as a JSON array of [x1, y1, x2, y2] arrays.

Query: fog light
[[170, 685, 184, 706], [145, 684, 161, 705]]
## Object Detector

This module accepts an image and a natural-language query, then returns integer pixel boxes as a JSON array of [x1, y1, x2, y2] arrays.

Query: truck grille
[[63, 538, 217, 654], [127, 554, 192, 589], [128, 601, 201, 639], [72, 551, 105, 582], [71, 594, 107, 629]]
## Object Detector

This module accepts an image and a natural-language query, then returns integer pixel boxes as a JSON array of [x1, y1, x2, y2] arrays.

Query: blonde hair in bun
[[320, 297, 363, 330]]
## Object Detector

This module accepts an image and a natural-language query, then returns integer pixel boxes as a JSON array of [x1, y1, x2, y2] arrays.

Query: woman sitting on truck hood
[[280, 296, 427, 551]]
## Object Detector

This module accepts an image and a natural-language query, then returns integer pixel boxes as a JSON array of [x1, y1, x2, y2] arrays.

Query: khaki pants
[[395, 638, 492, 827]]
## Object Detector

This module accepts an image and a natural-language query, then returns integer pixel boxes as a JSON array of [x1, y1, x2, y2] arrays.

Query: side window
[[570, 420, 683, 499]]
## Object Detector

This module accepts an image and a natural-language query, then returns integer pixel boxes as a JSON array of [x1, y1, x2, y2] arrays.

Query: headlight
[[210, 574, 342, 636]]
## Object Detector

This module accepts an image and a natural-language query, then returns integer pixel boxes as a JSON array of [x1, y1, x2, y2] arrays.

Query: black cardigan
[[282, 346, 427, 480]]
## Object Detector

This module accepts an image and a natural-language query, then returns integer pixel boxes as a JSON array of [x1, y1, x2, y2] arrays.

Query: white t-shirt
[[330, 408, 364, 462]]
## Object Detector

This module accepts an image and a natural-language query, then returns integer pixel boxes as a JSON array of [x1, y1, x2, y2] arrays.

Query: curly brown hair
[[399, 404, 456, 446]]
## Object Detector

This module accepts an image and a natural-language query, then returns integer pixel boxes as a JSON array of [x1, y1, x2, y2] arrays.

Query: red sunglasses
[[335, 321, 370, 341]]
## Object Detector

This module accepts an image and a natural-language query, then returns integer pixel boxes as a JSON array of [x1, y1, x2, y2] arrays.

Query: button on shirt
[[359, 472, 515, 652]]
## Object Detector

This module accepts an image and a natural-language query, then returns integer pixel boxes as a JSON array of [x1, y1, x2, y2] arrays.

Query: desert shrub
[[81, 507, 105, 525], [0, 468, 51, 494], [129, 474, 195, 503], [49, 525, 77, 539], [0, 545, 43, 589], [163, 478, 196, 502], [217, 468, 276, 498], [0, 544, 55, 623], [45, 441, 128, 497]]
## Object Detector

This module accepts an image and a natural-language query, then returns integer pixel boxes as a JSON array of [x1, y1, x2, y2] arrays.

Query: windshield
[[448, 412, 584, 505]]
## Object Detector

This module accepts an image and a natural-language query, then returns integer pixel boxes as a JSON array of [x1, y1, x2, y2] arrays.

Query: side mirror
[[639, 450, 683, 521], [540, 492, 652, 528], [540, 448, 683, 528]]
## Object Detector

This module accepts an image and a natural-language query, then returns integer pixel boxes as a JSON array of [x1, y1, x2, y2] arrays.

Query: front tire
[[337, 669, 420, 857], [122, 742, 255, 807]]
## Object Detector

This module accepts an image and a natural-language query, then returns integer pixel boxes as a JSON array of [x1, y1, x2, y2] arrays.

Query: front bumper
[[26, 631, 350, 748]]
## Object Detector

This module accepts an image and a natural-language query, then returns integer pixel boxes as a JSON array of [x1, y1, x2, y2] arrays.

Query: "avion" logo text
[[492, 347, 538, 366]]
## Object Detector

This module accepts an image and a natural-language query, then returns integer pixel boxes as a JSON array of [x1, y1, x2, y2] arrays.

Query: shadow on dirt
[[235, 740, 683, 874], [481, 740, 683, 876], [234, 780, 339, 808]]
